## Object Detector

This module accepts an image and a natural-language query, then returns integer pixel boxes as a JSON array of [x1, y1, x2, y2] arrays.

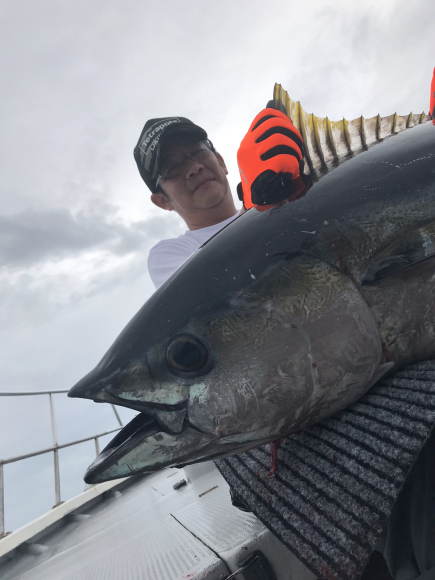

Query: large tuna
[[69, 90, 435, 484]]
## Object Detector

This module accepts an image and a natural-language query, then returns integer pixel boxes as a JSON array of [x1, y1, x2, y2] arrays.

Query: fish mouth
[[108, 394, 188, 426], [99, 398, 191, 455], [84, 410, 160, 484], [103, 411, 161, 456], [83, 399, 216, 484]]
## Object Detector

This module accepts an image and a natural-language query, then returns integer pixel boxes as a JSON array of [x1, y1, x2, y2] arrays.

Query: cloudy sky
[[1, 0, 434, 531]]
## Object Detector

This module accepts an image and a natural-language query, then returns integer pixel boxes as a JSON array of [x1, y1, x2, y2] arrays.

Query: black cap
[[134, 117, 207, 193]]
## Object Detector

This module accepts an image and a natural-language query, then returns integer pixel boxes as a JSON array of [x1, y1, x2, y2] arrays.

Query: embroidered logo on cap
[[138, 118, 181, 172]]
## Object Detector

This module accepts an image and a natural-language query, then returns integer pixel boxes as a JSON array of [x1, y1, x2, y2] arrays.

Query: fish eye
[[166, 333, 209, 375]]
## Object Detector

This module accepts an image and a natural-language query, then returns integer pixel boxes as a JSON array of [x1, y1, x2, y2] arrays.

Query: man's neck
[[185, 201, 240, 231]]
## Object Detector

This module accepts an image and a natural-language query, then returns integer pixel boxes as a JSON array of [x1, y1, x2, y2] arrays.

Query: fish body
[[69, 115, 435, 484]]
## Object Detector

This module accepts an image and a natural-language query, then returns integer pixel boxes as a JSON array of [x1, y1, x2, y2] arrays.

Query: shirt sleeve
[[148, 240, 195, 288]]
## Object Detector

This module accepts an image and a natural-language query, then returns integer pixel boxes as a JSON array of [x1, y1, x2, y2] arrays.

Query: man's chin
[[194, 181, 226, 207]]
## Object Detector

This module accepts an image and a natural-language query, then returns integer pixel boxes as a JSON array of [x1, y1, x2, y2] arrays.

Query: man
[[133, 109, 306, 288]]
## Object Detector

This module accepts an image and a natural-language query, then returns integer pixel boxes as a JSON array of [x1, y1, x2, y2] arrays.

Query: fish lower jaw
[[84, 415, 291, 484], [84, 422, 218, 484]]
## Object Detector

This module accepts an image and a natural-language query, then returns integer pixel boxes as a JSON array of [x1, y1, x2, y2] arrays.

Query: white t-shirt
[[148, 212, 240, 288]]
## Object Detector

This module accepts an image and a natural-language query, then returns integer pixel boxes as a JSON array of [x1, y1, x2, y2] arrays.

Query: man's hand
[[237, 107, 308, 210]]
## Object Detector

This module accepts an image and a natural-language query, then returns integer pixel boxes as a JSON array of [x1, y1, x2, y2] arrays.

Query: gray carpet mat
[[215, 359, 435, 580]]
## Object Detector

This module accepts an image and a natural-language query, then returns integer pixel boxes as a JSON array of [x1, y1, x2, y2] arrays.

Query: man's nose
[[185, 158, 204, 179]]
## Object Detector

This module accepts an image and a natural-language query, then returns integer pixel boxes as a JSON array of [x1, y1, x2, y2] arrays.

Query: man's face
[[152, 133, 232, 217]]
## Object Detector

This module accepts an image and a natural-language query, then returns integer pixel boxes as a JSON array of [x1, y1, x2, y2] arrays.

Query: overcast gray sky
[[1, 0, 434, 531]]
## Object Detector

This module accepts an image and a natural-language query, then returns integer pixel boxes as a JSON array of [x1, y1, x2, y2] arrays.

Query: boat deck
[[0, 462, 315, 580]]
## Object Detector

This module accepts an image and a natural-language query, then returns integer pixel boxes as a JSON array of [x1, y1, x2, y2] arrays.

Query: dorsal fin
[[273, 83, 431, 180]]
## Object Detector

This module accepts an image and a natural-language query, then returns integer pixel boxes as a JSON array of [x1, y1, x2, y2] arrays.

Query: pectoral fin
[[367, 361, 395, 389]]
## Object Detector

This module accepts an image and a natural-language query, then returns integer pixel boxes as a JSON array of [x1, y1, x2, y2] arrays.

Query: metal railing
[[0, 390, 124, 538]]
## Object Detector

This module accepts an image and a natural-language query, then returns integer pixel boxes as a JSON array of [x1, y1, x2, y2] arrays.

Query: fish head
[[69, 271, 314, 483], [69, 251, 383, 484]]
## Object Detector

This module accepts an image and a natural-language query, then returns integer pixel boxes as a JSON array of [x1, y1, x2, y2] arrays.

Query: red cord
[[267, 438, 283, 477]]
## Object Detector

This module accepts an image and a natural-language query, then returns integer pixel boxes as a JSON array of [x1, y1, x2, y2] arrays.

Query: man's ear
[[150, 193, 174, 211], [215, 152, 228, 175]]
